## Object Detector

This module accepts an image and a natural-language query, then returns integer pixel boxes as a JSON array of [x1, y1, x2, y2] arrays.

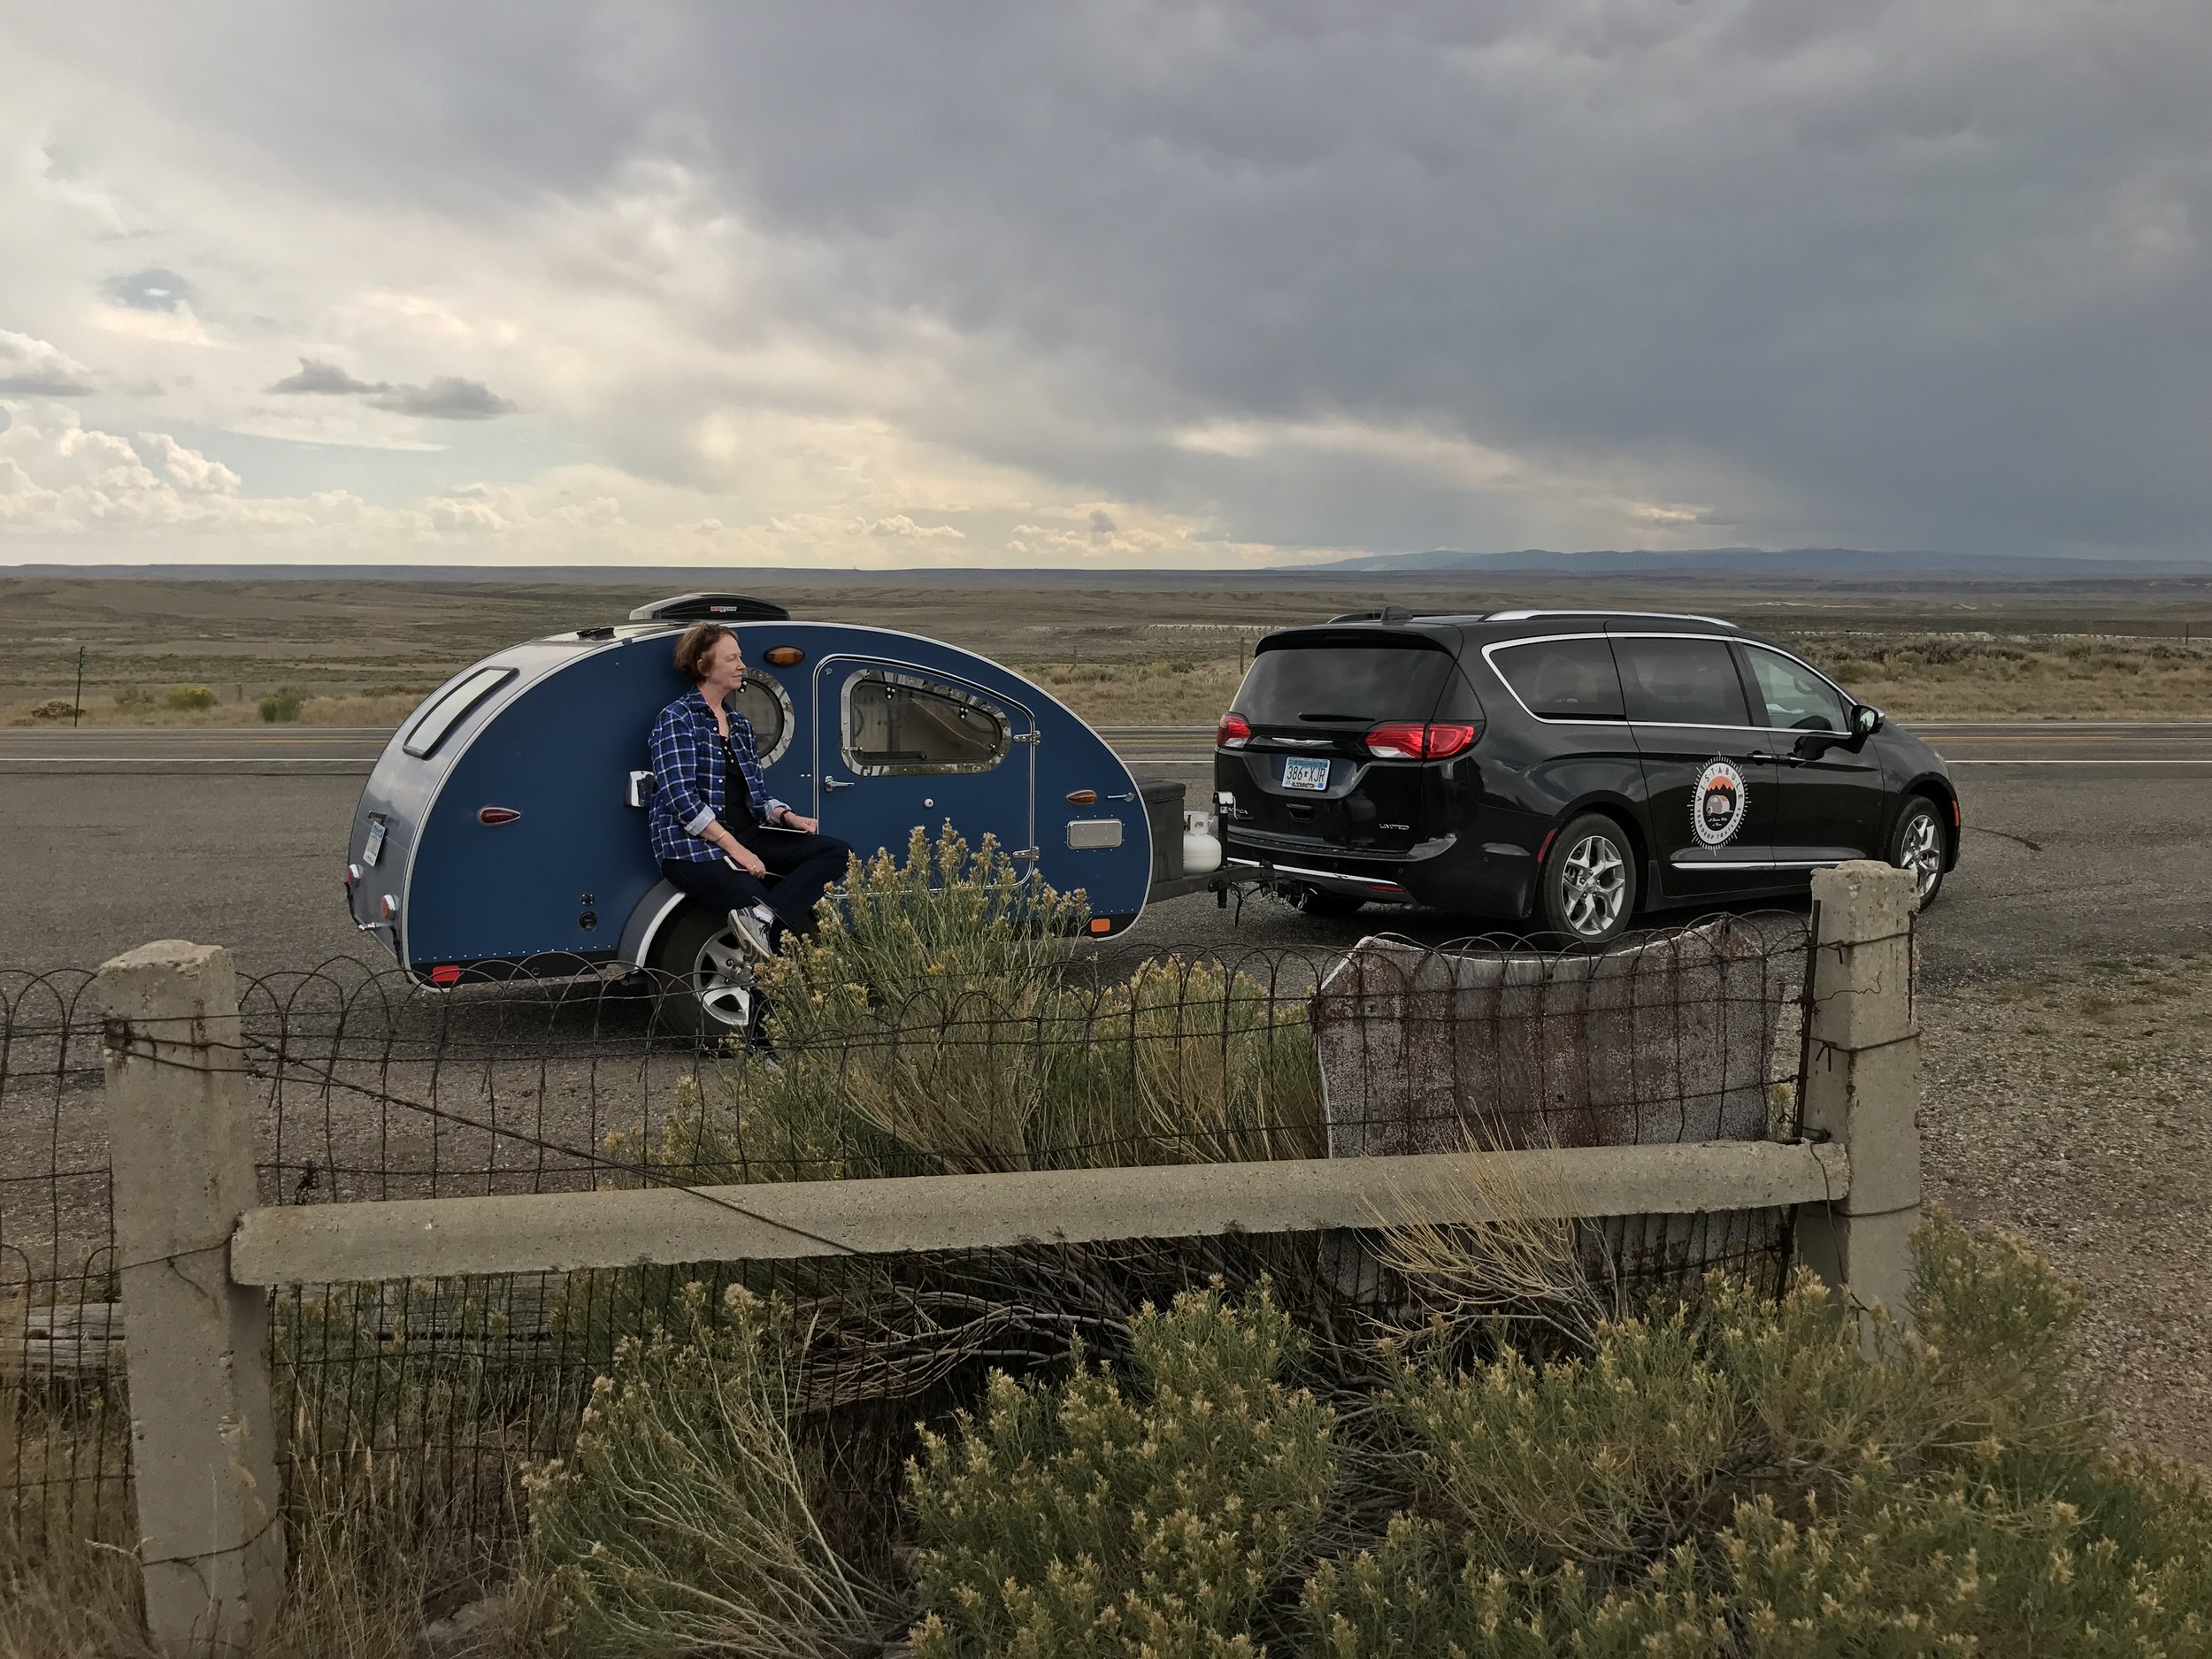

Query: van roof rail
[[1483, 609, 1737, 629], [629, 593, 792, 624], [1323, 604, 1414, 625]]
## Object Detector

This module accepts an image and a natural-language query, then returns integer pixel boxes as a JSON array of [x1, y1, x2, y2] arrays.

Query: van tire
[[1540, 813, 1638, 946], [647, 900, 764, 1041], [1890, 795, 1947, 910]]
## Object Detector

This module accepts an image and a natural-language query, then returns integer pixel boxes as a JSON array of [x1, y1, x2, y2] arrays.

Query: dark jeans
[[660, 827, 854, 937]]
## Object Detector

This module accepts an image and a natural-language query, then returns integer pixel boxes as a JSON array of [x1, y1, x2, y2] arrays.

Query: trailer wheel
[[648, 901, 764, 1041]]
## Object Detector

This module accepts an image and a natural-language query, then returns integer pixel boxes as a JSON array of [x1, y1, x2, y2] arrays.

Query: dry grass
[[1784, 632, 2212, 719], [5, 690, 427, 728]]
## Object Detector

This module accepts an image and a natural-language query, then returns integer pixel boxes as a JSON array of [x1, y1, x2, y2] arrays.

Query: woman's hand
[[710, 829, 769, 877], [776, 810, 818, 833]]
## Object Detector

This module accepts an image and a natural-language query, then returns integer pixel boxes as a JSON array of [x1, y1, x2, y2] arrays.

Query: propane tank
[[1181, 810, 1223, 876]]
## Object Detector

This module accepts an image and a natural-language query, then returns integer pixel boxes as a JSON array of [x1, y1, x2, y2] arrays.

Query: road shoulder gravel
[[1920, 948, 2212, 1469]]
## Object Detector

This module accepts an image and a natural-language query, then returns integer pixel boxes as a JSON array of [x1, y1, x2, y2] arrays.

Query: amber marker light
[[1066, 788, 1098, 804], [763, 645, 805, 666], [1089, 918, 1113, 934]]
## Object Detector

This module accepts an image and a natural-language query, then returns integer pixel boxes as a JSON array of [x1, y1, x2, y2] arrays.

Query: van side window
[[1743, 647, 1850, 733], [1614, 637, 1752, 726], [1489, 638, 1624, 720], [843, 671, 1009, 774]]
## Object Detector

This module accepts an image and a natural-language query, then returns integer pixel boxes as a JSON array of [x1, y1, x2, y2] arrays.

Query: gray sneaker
[[726, 908, 774, 962]]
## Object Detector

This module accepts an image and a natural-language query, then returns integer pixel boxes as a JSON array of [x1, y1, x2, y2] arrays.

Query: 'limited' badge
[[1692, 759, 1748, 848]]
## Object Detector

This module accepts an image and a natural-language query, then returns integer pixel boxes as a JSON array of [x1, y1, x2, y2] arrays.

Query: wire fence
[[5, 914, 1816, 1562]]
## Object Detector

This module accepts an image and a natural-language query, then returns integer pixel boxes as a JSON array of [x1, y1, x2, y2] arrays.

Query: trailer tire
[[647, 900, 765, 1042]]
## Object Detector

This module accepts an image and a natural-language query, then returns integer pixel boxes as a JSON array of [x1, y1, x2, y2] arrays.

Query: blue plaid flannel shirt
[[647, 689, 791, 864]]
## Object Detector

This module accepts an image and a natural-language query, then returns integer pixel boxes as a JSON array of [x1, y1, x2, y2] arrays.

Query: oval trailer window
[[401, 667, 517, 758], [729, 672, 795, 765]]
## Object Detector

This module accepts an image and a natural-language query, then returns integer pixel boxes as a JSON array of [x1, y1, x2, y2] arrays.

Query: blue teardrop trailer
[[343, 594, 1217, 1033]]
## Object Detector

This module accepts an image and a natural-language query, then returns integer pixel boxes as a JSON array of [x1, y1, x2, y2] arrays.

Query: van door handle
[[822, 776, 855, 791]]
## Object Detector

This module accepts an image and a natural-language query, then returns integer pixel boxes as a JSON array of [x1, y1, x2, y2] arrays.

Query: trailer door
[[811, 657, 1037, 872]]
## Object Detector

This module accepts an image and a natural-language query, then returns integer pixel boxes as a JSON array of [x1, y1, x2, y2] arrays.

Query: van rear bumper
[[1220, 828, 1535, 918]]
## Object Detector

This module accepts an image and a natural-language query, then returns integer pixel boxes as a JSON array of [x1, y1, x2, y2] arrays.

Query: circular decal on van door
[[1692, 759, 1748, 847]]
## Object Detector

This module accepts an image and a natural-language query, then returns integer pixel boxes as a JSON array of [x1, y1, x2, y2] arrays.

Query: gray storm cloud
[[9, 2, 2212, 560], [269, 357, 387, 396], [270, 360, 516, 420], [367, 378, 517, 420]]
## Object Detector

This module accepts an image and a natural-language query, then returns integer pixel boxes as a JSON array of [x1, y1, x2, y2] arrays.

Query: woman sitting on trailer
[[647, 623, 855, 958]]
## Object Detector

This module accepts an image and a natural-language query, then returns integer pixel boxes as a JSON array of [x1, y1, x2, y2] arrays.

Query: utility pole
[[73, 645, 85, 728]]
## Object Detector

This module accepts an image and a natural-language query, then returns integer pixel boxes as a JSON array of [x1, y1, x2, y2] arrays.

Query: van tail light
[[1216, 712, 1252, 749], [379, 894, 398, 920], [344, 863, 361, 888], [1365, 720, 1482, 760]]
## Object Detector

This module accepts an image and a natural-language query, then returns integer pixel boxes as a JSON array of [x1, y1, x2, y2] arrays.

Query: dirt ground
[[1920, 950, 2212, 1469]]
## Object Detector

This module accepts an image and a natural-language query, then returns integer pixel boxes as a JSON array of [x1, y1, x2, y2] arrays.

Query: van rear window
[[402, 667, 515, 758], [1234, 643, 1452, 727]]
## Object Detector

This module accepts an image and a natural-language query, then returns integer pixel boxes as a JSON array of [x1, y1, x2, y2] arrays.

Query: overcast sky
[[4, 2, 2209, 569]]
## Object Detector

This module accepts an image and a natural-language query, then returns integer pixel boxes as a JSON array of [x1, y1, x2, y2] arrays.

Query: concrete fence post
[[1794, 861, 1923, 1349], [98, 941, 282, 1658]]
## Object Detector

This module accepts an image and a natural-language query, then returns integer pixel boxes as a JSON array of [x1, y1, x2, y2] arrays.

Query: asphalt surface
[[4, 722, 2211, 988]]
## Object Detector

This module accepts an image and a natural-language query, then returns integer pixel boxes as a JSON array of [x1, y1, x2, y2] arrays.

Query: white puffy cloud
[[0, 330, 91, 396]]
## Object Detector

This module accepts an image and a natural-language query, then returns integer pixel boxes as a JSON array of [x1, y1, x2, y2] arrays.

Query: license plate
[[1281, 757, 1331, 792], [363, 818, 387, 867]]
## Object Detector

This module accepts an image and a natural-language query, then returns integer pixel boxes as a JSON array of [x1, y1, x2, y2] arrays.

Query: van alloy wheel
[[1898, 806, 1945, 905], [1560, 834, 1627, 936]]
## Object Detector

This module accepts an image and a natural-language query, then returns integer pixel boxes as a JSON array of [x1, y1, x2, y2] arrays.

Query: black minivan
[[1214, 609, 1958, 942]]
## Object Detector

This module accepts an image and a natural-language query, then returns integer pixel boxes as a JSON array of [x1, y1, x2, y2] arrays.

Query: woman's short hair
[[673, 623, 734, 685]]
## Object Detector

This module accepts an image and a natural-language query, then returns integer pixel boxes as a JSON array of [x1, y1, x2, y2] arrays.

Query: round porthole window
[[729, 672, 795, 765]]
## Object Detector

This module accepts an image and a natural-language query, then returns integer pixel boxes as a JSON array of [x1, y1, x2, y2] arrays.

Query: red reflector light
[[477, 805, 522, 826], [429, 964, 462, 986], [1952, 798, 1962, 828], [1365, 721, 1481, 759], [1215, 712, 1251, 748]]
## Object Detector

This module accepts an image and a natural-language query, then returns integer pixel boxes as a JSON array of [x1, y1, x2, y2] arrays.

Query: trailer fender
[[618, 879, 690, 970]]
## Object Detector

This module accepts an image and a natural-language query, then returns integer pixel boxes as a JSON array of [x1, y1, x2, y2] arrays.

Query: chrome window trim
[[838, 666, 1011, 777], [1481, 630, 1862, 734], [1480, 633, 1631, 726]]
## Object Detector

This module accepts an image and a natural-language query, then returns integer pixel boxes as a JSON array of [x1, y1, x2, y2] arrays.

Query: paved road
[[4, 723, 2210, 988]]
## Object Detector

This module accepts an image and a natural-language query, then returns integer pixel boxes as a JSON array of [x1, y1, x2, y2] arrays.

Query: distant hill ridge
[[2, 548, 2207, 581], [1302, 547, 2207, 576]]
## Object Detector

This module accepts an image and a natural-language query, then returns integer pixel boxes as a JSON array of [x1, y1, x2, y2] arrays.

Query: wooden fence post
[[1795, 861, 1923, 1349], [98, 941, 281, 1657]]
